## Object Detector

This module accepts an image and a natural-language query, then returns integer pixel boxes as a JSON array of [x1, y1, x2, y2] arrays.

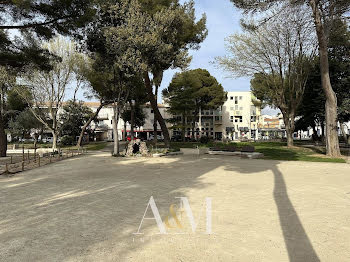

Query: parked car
[[42, 137, 61, 143], [18, 138, 34, 142], [148, 134, 163, 141], [171, 135, 191, 142]]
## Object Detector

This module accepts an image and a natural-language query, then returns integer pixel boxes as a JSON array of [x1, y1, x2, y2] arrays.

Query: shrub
[[60, 135, 74, 145], [199, 136, 210, 144]]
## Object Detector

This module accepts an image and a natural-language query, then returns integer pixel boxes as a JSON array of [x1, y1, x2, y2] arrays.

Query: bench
[[241, 146, 255, 153], [210, 146, 237, 152]]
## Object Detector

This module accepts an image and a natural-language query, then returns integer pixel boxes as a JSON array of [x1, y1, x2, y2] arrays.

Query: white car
[[42, 137, 61, 143], [148, 134, 164, 141]]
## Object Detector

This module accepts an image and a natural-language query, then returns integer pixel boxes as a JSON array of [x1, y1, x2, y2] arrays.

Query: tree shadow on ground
[[0, 153, 220, 261], [225, 157, 320, 262], [0, 152, 321, 261]]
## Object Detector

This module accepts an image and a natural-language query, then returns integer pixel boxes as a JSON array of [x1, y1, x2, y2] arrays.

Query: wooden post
[[10, 156, 13, 164], [72, 151, 74, 157], [38, 156, 40, 167], [5, 163, 8, 173], [22, 161, 24, 171]]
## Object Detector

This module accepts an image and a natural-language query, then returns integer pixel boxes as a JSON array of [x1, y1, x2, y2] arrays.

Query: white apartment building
[[87, 91, 261, 142], [87, 102, 173, 141], [220, 91, 261, 140]]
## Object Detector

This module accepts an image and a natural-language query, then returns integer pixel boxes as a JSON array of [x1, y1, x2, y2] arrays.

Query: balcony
[[214, 116, 222, 125], [95, 124, 109, 131], [97, 114, 109, 120]]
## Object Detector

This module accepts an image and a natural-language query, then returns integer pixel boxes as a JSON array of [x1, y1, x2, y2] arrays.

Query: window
[[239, 96, 242, 100], [235, 116, 243, 123], [251, 106, 257, 116], [239, 107, 243, 111], [211, 128, 213, 131], [235, 105, 238, 110], [251, 116, 257, 122], [235, 97, 238, 104], [111, 120, 113, 124], [230, 96, 234, 100], [211, 132, 214, 135]]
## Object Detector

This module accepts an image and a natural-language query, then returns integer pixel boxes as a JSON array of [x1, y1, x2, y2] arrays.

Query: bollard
[[27, 150, 30, 160], [72, 151, 74, 157], [49, 155, 52, 163], [5, 163, 8, 173], [22, 161, 24, 171], [10, 156, 13, 164], [38, 156, 40, 167]]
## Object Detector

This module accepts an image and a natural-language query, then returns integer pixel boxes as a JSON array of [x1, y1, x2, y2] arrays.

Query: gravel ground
[[0, 153, 349, 262]]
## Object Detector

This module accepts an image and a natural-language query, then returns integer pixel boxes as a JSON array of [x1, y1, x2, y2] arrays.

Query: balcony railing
[[97, 114, 109, 120]]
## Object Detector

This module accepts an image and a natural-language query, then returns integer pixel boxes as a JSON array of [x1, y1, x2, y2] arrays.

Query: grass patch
[[81, 142, 108, 151], [165, 141, 347, 163], [63, 142, 108, 151]]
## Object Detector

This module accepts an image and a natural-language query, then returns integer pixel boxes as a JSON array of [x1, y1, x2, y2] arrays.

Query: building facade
[[87, 91, 262, 142], [87, 102, 173, 141]]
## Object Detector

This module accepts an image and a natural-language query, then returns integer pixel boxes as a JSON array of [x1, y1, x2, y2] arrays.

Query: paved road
[[0, 153, 349, 261]]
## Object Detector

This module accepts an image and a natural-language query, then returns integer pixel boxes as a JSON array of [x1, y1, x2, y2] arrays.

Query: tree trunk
[[286, 128, 294, 147], [339, 122, 349, 146], [153, 117, 157, 145], [123, 121, 127, 141], [143, 72, 170, 147], [0, 114, 7, 157], [130, 102, 135, 140], [76, 102, 107, 147], [182, 113, 186, 142], [34, 133, 38, 156], [191, 109, 198, 140], [282, 113, 294, 147], [112, 103, 120, 156], [310, 0, 341, 157], [52, 132, 58, 151], [153, 85, 159, 145]]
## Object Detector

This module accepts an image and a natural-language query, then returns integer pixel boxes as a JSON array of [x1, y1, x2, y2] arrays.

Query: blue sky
[[73, 0, 278, 115], [160, 0, 251, 96]]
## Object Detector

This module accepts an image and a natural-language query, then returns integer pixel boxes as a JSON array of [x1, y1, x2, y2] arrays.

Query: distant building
[[87, 91, 262, 142], [259, 114, 286, 140], [87, 102, 172, 141], [220, 91, 261, 140]]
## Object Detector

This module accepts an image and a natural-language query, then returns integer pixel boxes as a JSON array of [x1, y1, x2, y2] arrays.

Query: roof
[[40, 101, 168, 109], [82, 102, 101, 107]]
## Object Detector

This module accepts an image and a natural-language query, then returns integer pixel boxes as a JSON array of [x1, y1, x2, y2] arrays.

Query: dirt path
[[0, 153, 349, 261]]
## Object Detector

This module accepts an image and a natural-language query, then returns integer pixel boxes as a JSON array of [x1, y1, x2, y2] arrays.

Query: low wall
[[180, 148, 209, 155]]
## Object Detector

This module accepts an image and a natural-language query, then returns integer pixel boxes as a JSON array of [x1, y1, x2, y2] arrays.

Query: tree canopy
[[0, 0, 95, 70], [163, 69, 226, 140], [60, 100, 93, 141], [229, 0, 349, 156], [217, 6, 316, 146]]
